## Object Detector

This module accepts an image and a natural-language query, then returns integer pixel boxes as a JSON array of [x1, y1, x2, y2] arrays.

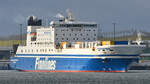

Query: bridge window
[[45, 49, 47, 52], [53, 24, 97, 28]]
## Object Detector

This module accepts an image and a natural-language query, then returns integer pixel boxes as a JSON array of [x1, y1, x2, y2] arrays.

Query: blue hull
[[10, 55, 139, 72]]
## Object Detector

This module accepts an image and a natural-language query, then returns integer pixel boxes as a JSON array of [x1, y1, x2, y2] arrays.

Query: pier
[[0, 47, 12, 70], [0, 46, 12, 60], [0, 46, 13, 51]]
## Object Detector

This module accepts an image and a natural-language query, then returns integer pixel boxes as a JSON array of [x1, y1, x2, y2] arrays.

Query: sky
[[1, 0, 150, 36]]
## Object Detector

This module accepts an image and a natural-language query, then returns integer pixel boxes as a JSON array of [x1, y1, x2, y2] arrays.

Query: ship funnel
[[28, 16, 42, 26]]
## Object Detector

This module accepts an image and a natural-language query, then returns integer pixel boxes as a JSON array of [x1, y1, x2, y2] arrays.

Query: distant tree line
[[0, 33, 26, 40]]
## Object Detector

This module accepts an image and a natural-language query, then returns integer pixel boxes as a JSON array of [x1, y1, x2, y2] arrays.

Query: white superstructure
[[16, 11, 145, 56], [26, 16, 97, 46]]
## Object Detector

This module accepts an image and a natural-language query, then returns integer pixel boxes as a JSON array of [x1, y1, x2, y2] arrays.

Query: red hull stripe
[[19, 70, 126, 72]]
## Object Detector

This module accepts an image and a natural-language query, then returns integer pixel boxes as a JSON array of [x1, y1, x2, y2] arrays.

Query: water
[[0, 70, 150, 84]]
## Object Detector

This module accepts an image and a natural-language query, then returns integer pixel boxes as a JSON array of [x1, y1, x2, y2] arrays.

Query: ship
[[10, 11, 146, 72]]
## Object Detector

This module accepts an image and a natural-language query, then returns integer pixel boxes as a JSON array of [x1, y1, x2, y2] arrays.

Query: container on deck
[[101, 41, 114, 45], [114, 41, 128, 45]]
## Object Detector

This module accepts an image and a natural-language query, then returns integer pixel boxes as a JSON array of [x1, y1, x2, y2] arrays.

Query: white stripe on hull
[[16, 56, 139, 59]]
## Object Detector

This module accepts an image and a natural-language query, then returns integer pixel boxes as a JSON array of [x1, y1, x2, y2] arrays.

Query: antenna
[[66, 9, 75, 21]]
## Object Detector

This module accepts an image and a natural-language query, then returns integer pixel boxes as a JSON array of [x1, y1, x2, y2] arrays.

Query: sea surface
[[0, 70, 150, 84]]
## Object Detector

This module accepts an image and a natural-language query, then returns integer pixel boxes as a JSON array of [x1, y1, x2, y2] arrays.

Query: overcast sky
[[1, 0, 150, 36]]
